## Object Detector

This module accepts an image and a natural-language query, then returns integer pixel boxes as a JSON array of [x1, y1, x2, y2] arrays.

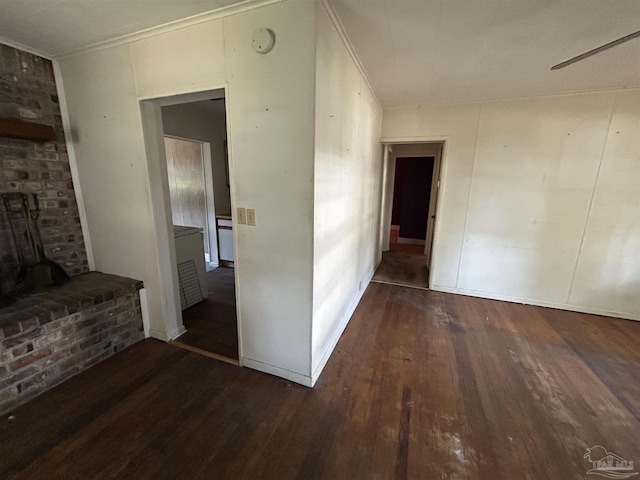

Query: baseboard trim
[[311, 269, 375, 386], [206, 262, 219, 272], [139, 288, 151, 338], [148, 328, 169, 341], [431, 285, 639, 321], [241, 357, 313, 387], [169, 326, 187, 340]]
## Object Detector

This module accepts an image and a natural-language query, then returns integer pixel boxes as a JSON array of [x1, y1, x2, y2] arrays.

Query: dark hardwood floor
[[173, 266, 239, 360], [1, 283, 639, 479]]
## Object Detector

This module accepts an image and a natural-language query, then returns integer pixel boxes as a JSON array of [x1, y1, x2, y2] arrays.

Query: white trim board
[[320, 0, 382, 109], [0, 36, 52, 60], [381, 87, 640, 111], [380, 136, 451, 144], [139, 288, 151, 338], [149, 325, 187, 342], [52, 60, 96, 271], [56, 0, 286, 59], [431, 285, 640, 322], [242, 357, 313, 387]]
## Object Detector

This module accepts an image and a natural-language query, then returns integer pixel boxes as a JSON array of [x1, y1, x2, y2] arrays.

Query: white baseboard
[[149, 325, 186, 341], [169, 326, 187, 340], [148, 328, 169, 341], [241, 357, 313, 387], [310, 268, 376, 386], [206, 262, 219, 272], [139, 288, 151, 338], [431, 285, 639, 321]]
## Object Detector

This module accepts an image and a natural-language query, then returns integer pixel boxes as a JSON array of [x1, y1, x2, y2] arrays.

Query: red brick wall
[[0, 43, 88, 293]]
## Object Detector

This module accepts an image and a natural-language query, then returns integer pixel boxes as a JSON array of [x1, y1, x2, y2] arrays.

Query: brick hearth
[[0, 272, 145, 415]]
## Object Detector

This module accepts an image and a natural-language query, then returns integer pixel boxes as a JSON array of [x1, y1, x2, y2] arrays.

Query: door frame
[[139, 86, 242, 363], [379, 138, 446, 287]]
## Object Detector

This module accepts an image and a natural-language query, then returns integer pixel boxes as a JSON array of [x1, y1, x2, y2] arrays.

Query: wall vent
[[177, 260, 204, 309]]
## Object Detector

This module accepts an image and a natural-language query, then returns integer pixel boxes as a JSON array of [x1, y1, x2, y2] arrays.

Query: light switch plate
[[237, 207, 247, 224], [247, 208, 256, 226]]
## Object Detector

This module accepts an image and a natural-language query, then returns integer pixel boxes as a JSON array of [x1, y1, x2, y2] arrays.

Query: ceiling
[[333, 0, 640, 107], [0, 0, 638, 107]]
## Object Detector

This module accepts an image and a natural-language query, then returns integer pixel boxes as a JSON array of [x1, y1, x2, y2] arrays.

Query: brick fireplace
[[0, 43, 88, 294], [0, 43, 145, 415]]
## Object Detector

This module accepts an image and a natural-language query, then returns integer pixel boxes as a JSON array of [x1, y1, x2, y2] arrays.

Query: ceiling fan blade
[[551, 29, 640, 70]]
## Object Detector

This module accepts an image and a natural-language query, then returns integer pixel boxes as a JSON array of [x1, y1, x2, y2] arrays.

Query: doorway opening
[[139, 89, 239, 364], [374, 142, 443, 289]]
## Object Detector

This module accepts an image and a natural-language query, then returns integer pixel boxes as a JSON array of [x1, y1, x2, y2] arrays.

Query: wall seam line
[[454, 104, 483, 288], [565, 93, 618, 304]]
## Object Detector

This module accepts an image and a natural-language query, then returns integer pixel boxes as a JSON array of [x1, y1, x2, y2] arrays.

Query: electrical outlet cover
[[247, 208, 256, 226], [237, 207, 247, 224]]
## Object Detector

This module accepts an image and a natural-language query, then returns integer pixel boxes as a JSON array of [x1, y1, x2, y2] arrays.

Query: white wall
[[162, 101, 230, 215], [382, 89, 640, 320], [312, 2, 383, 382], [59, 0, 317, 383]]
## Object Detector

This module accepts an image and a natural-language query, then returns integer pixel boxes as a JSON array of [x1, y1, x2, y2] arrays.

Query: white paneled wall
[[569, 91, 640, 315], [59, 0, 317, 383], [383, 89, 640, 319], [312, 2, 383, 381]]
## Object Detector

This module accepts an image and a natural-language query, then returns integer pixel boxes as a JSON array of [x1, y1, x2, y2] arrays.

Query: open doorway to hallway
[[161, 97, 238, 363], [374, 143, 443, 289], [140, 89, 239, 364]]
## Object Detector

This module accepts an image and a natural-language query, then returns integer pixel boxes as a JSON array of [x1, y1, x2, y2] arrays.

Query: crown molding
[[0, 36, 52, 60], [320, 0, 382, 109], [56, 0, 286, 60]]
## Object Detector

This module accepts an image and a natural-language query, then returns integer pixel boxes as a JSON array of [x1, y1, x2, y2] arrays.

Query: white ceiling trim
[[0, 36, 52, 60], [56, 0, 285, 60], [321, 0, 382, 108], [382, 86, 640, 111]]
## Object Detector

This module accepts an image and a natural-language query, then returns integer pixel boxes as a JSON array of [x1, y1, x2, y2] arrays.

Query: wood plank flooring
[[1, 283, 639, 479], [173, 266, 238, 360]]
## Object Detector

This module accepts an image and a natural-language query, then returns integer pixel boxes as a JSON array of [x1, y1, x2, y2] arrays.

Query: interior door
[[424, 149, 442, 271], [164, 136, 210, 257]]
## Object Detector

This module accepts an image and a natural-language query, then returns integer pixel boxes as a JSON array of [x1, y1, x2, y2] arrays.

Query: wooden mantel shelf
[[0, 117, 57, 143]]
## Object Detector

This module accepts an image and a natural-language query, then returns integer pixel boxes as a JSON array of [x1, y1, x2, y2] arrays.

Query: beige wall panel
[[458, 94, 615, 300], [569, 90, 640, 316], [60, 0, 318, 382], [130, 21, 226, 98], [312, 3, 383, 378], [59, 45, 174, 336], [382, 89, 639, 318], [383, 103, 481, 288], [222, 0, 316, 377]]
